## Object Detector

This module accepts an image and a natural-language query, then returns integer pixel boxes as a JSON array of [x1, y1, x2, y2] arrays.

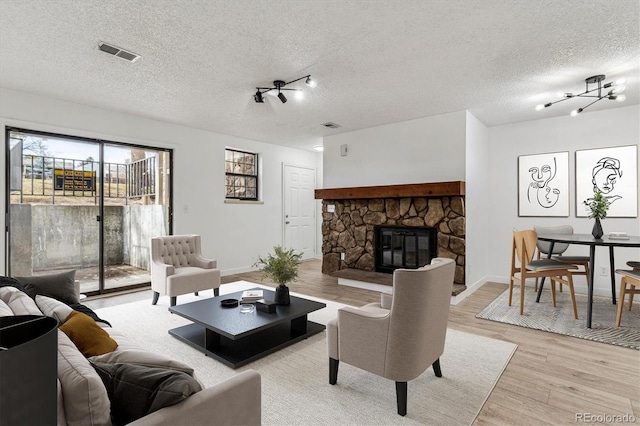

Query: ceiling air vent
[[321, 122, 341, 129], [98, 42, 141, 63]]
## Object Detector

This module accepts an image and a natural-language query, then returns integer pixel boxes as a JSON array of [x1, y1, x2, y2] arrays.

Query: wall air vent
[[98, 42, 141, 63], [321, 122, 341, 129]]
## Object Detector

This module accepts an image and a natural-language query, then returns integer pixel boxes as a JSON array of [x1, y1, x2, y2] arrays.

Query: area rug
[[96, 281, 517, 426], [476, 287, 640, 350]]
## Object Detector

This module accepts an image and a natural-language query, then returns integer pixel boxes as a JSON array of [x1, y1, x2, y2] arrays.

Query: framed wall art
[[518, 151, 570, 217], [575, 145, 638, 218]]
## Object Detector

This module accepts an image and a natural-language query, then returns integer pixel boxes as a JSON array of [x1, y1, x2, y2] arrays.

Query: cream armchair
[[327, 258, 455, 416], [150, 234, 221, 306]]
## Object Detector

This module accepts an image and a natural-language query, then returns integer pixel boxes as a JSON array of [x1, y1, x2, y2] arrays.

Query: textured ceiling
[[0, 0, 638, 150]]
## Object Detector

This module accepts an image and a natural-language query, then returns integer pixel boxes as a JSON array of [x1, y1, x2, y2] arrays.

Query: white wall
[[322, 110, 466, 188], [0, 87, 321, 276], [486, 105, 640, 296], [464, 111, 490, 290]]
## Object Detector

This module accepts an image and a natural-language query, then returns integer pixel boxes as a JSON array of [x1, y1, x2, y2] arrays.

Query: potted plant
[[582, 190, 611, 239], [253, 245, 303, 305]]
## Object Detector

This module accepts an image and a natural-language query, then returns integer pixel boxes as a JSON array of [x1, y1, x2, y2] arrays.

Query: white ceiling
[[0, 0, 638, 150]]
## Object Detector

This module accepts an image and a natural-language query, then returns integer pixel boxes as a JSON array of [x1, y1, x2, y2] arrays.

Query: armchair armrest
[[129, 370, 261, 426], [380, 291, 393, 309], [190, 254, 217, 269]]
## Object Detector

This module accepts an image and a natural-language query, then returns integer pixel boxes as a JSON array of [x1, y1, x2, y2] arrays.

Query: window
[[225, 148, 258, 200]]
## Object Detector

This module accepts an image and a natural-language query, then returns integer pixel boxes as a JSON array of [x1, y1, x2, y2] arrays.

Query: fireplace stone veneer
[[320, 195, 465, 286]]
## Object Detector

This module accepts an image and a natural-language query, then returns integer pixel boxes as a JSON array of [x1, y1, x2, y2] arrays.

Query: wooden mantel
[[314, 181, 465, 200]]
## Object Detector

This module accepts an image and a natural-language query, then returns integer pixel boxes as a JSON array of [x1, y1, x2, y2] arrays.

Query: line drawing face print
[[527, 156, 560, 209], [591, 157, 622, 204]]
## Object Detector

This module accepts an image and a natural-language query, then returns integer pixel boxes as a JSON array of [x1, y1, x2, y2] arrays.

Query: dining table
[[536, 233, 640, 328]]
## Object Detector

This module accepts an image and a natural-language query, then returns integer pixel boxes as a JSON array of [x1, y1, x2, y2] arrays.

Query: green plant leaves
[[582, 191, 611, 219], [253, 245, 303, 286]]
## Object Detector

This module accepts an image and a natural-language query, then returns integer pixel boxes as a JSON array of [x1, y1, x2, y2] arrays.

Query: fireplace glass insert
[[375, 226, 437, 273]]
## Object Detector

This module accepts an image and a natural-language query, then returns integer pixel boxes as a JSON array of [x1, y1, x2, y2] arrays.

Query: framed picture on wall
[[575, 145, 638, 218], [517, 151, 570, 217]]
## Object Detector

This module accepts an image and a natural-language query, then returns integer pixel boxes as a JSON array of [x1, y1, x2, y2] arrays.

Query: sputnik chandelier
[[535, 75, 626, 116], [253, 74, 316, 104]]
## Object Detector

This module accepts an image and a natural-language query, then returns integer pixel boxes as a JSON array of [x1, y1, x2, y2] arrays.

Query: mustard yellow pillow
[[59, 311, 118, 357]]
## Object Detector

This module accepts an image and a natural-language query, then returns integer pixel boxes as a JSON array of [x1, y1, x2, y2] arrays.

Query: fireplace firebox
[[375, 226, 437, 274]]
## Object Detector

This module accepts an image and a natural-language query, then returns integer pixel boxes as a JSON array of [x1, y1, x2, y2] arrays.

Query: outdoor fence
[[14, 155, 156, 204]]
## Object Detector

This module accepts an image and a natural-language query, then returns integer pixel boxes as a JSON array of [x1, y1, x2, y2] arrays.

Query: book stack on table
[[240, 290, 264, 304]]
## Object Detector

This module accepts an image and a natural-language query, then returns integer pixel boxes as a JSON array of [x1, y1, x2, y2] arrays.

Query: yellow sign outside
[[54, 169, 96, 191]]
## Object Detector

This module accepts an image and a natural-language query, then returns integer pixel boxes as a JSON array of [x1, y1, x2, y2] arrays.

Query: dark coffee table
[[168, 287, 326, 368]]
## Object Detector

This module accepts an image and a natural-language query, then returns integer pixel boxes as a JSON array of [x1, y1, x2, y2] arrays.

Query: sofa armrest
[[190, 254, 217, 269], [128, 370, 261, 426]]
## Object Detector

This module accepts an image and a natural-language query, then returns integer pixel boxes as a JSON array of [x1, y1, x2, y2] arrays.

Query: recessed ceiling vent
[[98, 42, 141, 63], [321, 122, 341, 129]]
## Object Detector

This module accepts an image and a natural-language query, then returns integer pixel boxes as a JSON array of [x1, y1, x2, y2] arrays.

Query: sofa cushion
[[16, 270, 79, 305], [90, 349, 194, 376], [36, 294, 74, 324], [59, 311, 118, 357], [0, 286, 42, 315], [0, 299, 12, 316], [91, 361, 202, 425], [57, 330, 111, 426]]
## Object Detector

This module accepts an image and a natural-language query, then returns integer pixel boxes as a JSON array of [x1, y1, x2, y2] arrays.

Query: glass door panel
[[8, 130, 100, 293], [102, 144, 171, 290]]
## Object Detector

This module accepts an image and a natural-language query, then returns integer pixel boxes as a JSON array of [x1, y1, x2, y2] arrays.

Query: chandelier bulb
[[611, 85, 626, 94], [295, 90, 304, 100], [570, 108, 583, 117], [615, 94, 627, 102], [305, 76, 316, 88], [535, 104, 545, 111], [615, 78, 627, 85]]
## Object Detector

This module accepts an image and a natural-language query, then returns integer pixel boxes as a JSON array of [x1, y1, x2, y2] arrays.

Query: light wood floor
[[85, 259, 640, 425]]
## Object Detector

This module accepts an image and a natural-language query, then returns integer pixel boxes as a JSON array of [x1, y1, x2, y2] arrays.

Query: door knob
[[285, 221, 290, 224]]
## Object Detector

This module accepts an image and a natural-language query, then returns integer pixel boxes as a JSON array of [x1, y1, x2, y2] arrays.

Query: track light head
[[305, 76, 316, 88], [254, 91, 264, 103], [278, 92, 287, 103]]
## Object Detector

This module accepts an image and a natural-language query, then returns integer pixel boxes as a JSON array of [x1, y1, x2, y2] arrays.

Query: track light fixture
[[535, 75, 626, 117], [253, 74, 316, 104]]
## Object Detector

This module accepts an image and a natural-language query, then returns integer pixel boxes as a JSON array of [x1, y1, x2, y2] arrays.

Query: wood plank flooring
[[84, 259, 640, 425]]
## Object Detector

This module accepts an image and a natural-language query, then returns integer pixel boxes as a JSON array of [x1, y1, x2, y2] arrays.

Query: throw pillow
[[16, 270, 78, 305], [91, 361, 202, 425], [89, 349, 195, 376], [59, 311, 118, 357], [0, 286, 42, 316], [35, 295, 74, 324]]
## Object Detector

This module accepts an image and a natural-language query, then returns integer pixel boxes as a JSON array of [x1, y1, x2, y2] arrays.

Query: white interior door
[[283, 164, 316, 260]]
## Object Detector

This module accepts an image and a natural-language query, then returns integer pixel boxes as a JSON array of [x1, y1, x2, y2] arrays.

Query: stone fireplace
[[315, 182, 466, 286]]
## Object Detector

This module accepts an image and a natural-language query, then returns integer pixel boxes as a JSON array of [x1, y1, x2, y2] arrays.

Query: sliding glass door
[[5, 128, 172, 295]]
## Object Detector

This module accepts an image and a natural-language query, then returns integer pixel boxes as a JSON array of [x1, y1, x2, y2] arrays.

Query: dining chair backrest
[[513, 229, 538, 265], [533, 225, 572, 255]]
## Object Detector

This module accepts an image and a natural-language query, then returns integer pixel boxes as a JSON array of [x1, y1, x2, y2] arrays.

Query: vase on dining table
[[591, 218, 603, 240]]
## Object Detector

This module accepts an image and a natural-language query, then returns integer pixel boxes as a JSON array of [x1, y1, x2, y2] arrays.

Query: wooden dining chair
[[509, 229, 578, 318], [533, 225, 590, 292], [614, 269, 640, 327]]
